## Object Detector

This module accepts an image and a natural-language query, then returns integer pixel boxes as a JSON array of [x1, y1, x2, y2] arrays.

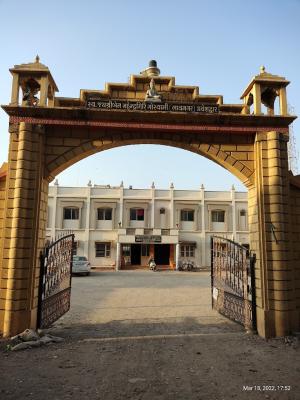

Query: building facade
[[46, 182, 249, 269]]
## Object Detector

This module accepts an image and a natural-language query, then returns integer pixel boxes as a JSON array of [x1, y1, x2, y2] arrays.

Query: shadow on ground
[[51, 315, 243, 341]]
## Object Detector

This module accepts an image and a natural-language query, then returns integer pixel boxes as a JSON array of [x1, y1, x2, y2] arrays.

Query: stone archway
[[0, 58, 299, 338]]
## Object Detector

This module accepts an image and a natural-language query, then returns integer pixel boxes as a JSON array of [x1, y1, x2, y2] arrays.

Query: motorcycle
[[148, 257, 157, 271], [178, 260, 194, 271]]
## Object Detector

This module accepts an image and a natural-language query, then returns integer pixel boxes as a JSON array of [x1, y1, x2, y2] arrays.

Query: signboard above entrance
[[135, 235, 162, 243], [86, 99, 219, 114]]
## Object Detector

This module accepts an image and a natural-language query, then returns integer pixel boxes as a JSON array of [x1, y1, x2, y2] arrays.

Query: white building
[[46, 182, 249, 269]]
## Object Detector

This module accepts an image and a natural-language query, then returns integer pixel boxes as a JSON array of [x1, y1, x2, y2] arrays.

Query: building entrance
[[155, 244, 170, 265], [0, 58, 298, 338], [131, 244, 141, 265]]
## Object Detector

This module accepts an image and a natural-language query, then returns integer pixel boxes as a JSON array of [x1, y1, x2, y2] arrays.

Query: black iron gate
[[37, 233, 74, 329], [211, 236, 256, 331]]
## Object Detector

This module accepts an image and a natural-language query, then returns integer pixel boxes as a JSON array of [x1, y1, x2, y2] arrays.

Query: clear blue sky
[[1, 0, 299, 190]]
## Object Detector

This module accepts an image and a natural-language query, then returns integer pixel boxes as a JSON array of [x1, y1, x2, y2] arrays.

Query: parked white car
[[72, 256, 91, 276]]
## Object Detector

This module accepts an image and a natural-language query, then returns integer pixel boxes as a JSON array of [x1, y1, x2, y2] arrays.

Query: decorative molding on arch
[[8, 116, 290, 135], [44, 135, 255, 187]]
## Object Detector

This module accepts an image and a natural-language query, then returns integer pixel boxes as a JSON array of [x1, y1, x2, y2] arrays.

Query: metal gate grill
[[37, 233, 74, 329], [211, 236, 256, 330]]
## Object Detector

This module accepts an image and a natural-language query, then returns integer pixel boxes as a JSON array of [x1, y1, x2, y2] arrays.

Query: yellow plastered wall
[[289, 182, 300, 329], [0, 175, 7, 333]]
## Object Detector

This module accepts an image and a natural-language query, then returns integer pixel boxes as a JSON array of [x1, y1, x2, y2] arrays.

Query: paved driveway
[[1, 270, 299, 400], [53, 270, 243, 339]]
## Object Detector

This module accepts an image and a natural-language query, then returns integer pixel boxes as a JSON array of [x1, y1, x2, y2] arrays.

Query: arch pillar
[[1, 122, 48, 336], [249, 130, 295, 337]]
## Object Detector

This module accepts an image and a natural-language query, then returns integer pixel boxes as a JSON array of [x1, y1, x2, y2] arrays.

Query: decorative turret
[[241, 66, 290, 116], [140, 60, 160, 77], [9, 56, 58, 107]]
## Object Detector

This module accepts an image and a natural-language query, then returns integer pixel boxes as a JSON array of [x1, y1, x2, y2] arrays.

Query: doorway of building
[[131, 244, 141, 265], [154, 244, 170, 265]]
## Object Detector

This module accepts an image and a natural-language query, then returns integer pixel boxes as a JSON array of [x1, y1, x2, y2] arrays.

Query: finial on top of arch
[[140, 60, 160, 77], [35, 55, 40, 64], [260, 65, 266, 74]]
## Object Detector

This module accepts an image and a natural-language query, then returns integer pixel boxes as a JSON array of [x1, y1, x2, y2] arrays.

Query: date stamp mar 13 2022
[[243, 385, 291, 392]]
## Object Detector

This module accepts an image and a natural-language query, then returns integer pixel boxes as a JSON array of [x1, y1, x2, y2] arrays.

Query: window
[[141, 244, 150, 257], [239, 209, 247, 231], [63, 207, 79, 220], [97, 208, 112, 220], [130, 208, 144, 221], [211, 210, 225, 223], [180, 245, 195, 257], [180, 210, 194, 221], [122, 245, 131, 257], [95, 242, 111, 257], [160, 208, 165, 214]]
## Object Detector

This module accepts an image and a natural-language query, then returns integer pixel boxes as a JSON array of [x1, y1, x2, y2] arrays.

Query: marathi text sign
[[86, 99, 219, 114], [135, 235, 162, 243]]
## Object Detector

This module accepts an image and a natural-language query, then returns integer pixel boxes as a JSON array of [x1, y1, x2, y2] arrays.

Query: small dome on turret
[[140, 60, 160, 77], [149, 60, 157, 68]]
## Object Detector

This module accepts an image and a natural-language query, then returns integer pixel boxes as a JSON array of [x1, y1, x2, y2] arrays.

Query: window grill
[[97, 208, 112, 220], [63, 207, 79, 220], [180, 209, 194, 221], [211, 210, 225, 222], [95, 242, 111, 257], [130, 208, 144, 221]]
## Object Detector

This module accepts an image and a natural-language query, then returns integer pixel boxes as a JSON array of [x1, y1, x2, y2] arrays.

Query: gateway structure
[[1, 57, 299, 338], [46, 182, 249, 269]]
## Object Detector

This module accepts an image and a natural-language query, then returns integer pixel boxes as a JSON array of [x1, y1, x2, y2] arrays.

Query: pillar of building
[[116, 242, 121, 271], [194, 206, 198, 231], [149, 243, 155, 258], [175, 208, 180, 228], [125, 206, 129, 228], [253, 83, 262, 115], [175, 243, 180, 270], [231, 185, 236, 241], [51, 181, 58, 239], [84, 184, 91, 257], [10, 73, 20, 106], [2, 122, 47, 336], [279, 87, 288, 116], [119, 184, 124, 227], [249, 131, 296, 337], [39, 76, 49, 106], [170, 183, 174, 228], [151, 183, 155, 228], [169, 244, 175, 269], [201, 185, 206, 267], [112, 205, 116, 229]]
